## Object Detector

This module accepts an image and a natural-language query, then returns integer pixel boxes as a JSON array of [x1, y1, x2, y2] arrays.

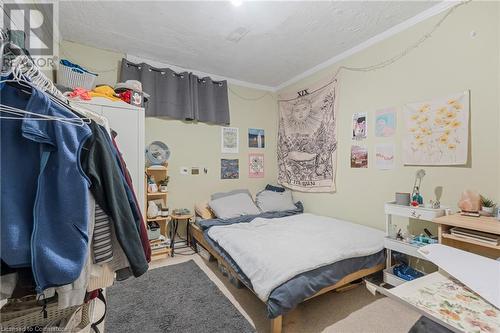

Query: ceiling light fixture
[[231, 0, 243, 7]]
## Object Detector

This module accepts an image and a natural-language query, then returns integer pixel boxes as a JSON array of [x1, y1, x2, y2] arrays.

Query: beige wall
[[59, 40, 279, 211], [145, 88, 277, 210], [60, 1, 499, 233], [278, 1, 500, 233], [59, 40, 123, 86]]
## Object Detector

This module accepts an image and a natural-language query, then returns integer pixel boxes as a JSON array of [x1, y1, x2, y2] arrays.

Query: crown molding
[[274, 1, 460, 92]]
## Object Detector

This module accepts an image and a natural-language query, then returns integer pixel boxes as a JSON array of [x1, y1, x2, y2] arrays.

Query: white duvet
[[207, 213, 385, 301]]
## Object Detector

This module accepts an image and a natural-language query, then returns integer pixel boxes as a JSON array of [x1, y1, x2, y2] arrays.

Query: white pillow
[[256, 190, 296, 212], [209, 193, 261, 219]]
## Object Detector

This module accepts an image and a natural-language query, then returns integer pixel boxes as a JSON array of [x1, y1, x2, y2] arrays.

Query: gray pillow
[[211, 189, 252, 201], [209, 193, 260, 219], [256, 190, 296, 212]]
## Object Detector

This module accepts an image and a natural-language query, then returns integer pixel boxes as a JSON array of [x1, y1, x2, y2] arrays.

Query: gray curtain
[[190, 74, 230, 125], [120, 58, 230, 125]]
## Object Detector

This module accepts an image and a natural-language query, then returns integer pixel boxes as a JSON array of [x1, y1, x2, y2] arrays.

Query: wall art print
[[375, 108, 397, 137], [352, 112, 367, 140], [221, 127, 239, 154], [351, 145, 368, 168], [248, 153, 264, 178], [278, 79, 338, 192], [403, 91, 469, 165], [220, 159, 239, 179], [248, 128, 265, 148], [375, 143, 395, 170]]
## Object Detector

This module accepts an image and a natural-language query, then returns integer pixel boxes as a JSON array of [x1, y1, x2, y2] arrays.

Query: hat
[[114, 80, 150, 98], [89, 85, 121, 101]]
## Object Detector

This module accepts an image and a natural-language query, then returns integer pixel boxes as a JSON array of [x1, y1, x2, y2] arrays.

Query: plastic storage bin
[[57, 61, 97, 90]]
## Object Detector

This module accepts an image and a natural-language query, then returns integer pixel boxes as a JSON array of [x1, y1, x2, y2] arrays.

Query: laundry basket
[[57, 60, 98, 90]]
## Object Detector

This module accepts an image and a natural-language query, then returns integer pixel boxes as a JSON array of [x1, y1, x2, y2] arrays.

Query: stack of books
[[450, 227, 500, 246], [150, 235, 171, 255]]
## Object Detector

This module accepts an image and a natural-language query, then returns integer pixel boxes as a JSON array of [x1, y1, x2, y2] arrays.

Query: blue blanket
[[197, 202, 304, 230]]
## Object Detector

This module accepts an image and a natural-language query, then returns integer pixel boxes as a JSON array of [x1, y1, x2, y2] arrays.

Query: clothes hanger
[[4, 56, 93, 126], [0, 106, 88, 126], [1, 37, 105, 127], [0, 62, 87, 126]]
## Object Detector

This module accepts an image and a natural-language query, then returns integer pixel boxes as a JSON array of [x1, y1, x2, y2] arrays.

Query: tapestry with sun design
[[403, 91, 469, 165], [277, 79, 338, 192]]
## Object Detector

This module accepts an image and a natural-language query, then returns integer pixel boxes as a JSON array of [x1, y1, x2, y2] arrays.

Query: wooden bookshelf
[[145, 164, 170, 260]]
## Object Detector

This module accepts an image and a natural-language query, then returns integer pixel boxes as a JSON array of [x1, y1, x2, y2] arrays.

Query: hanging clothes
[[80, 121, 148, 277], [0, 84, 92, 292], [109, 134, 151, 262], [92, 204, 114, 264]]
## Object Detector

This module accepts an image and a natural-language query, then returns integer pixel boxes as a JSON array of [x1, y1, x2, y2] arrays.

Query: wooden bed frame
[[189, 222, 384, 333]]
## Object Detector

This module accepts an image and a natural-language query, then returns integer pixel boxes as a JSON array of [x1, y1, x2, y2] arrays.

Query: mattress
[[202, 212, 385, 318]]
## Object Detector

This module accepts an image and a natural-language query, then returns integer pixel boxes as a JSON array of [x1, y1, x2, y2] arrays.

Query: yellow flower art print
[[403, 91, 469, 165]]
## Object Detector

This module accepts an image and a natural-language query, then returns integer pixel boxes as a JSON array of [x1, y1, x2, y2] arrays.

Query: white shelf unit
[[384, 202, 446, 286]]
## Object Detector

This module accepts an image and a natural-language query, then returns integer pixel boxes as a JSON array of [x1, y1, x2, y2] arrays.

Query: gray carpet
[[106, 260, 255, 333]]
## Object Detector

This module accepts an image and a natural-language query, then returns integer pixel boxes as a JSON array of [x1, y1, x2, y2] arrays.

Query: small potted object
[[480, 196, 495, 215], [159, 176, 169, 193], [147, 174, 158, 193]]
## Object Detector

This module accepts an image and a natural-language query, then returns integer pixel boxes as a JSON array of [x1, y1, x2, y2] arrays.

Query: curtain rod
[[124, 60, 225, 86]]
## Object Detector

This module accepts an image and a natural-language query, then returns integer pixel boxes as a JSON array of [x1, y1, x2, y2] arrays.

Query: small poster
[[221, 127, 239, 154], [248, 128, 265, 148], [351, 145, 368, 168], [352, 112, 367, 140], [221, 159, 239, 179], [375, 144, 395, 170], [248, 153, 264, 178], [375, 108, 397, 137]]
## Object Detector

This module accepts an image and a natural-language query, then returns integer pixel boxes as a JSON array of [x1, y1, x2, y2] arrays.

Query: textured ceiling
[[59, 1, 438, 88]]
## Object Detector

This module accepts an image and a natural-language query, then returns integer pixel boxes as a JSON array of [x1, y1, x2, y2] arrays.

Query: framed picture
[[221, 159, 239, 179], [248, 128, 265, 148], [221, 127, 239, 154], [248, 153, 264, 178]]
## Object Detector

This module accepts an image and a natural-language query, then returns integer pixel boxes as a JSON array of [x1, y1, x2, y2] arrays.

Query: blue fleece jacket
[[0, 85, 91, 292]]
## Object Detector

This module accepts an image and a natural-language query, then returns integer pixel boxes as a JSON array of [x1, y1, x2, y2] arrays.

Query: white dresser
[[73, 98, 145, 212]]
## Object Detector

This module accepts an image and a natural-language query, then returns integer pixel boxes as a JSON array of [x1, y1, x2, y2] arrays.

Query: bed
[[191, 203, 385, 333]]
